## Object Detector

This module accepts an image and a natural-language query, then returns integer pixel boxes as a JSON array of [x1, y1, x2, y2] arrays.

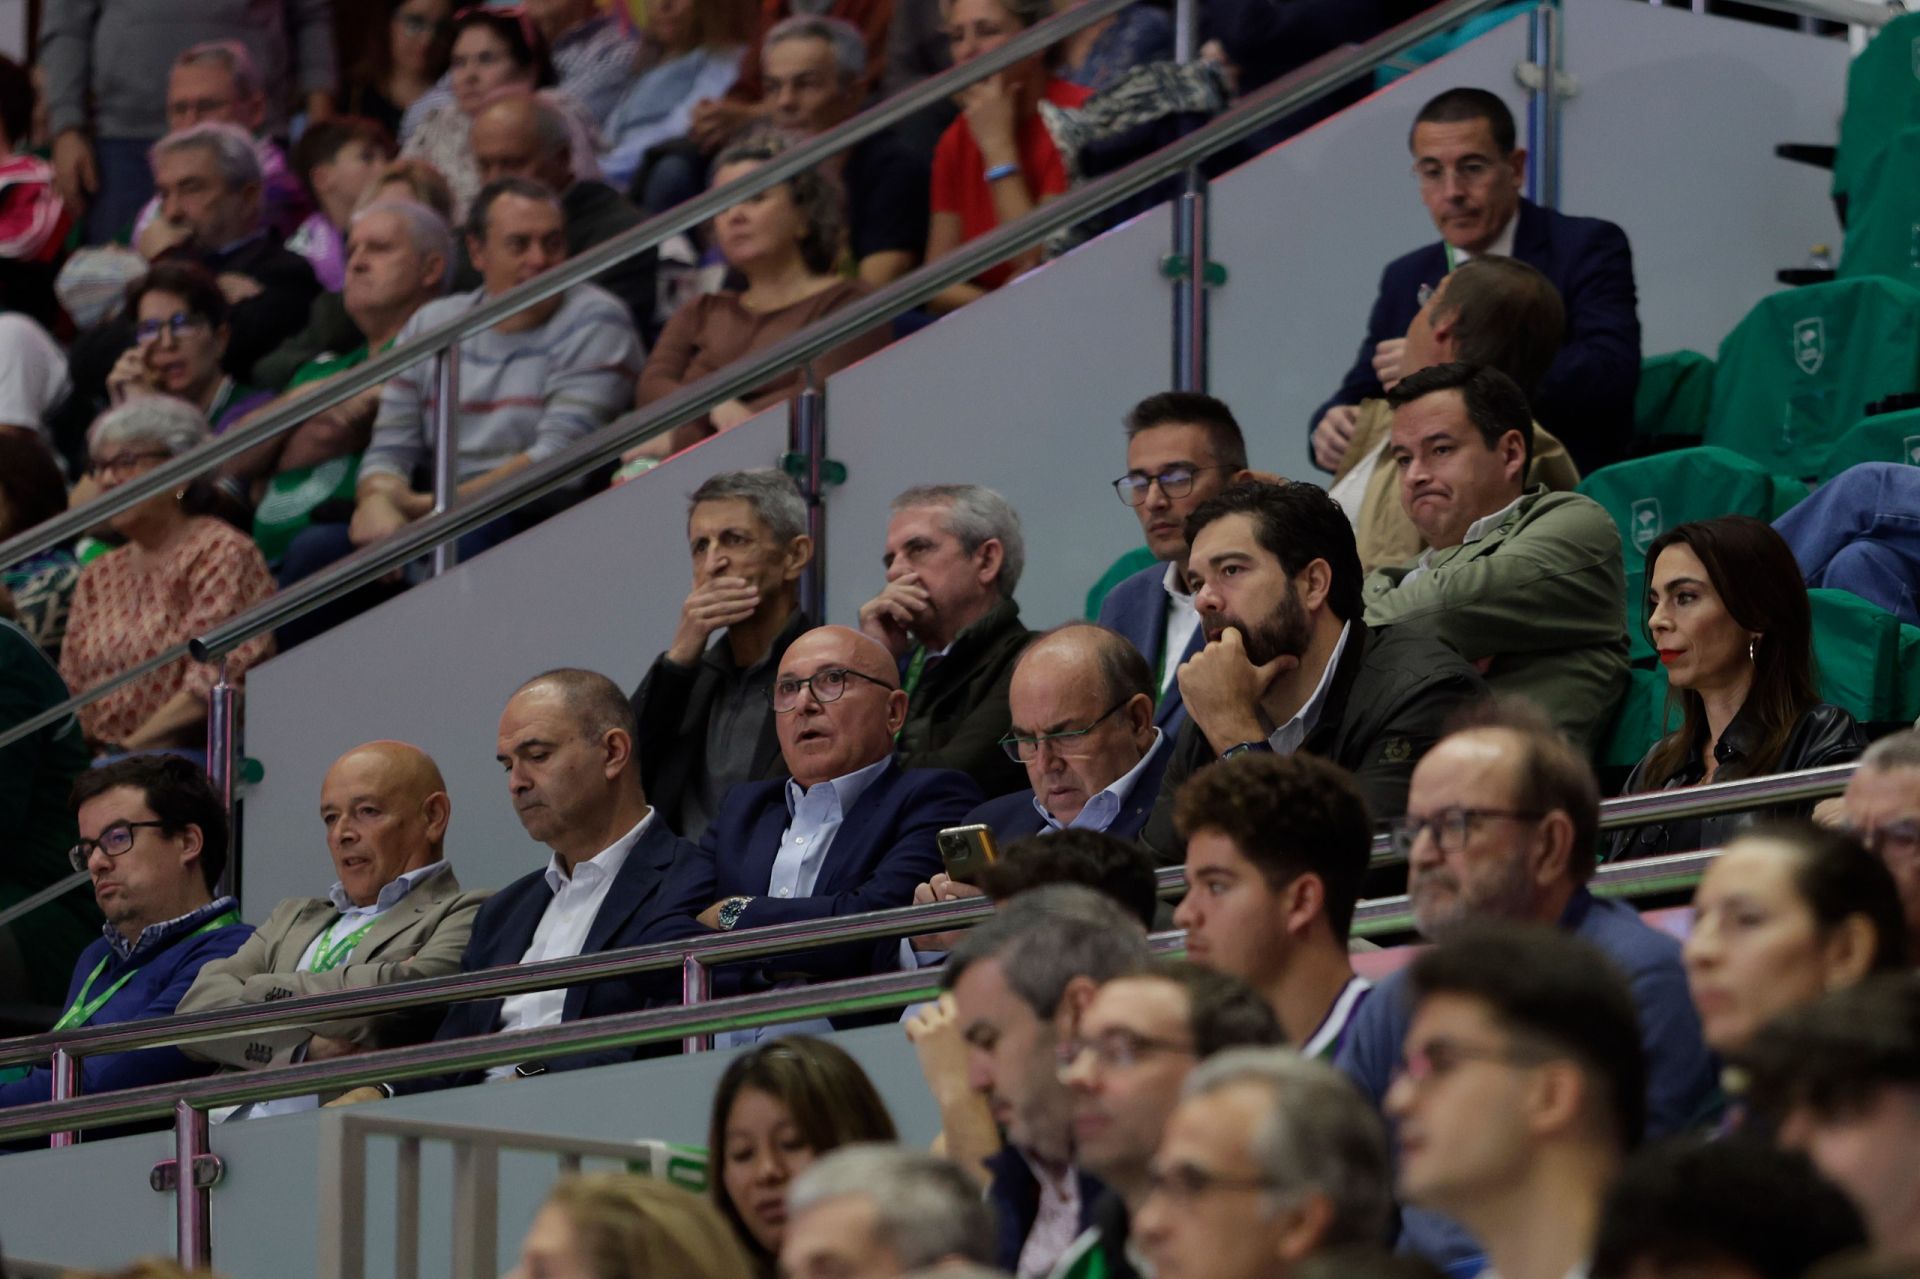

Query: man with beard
[[1140, 480, 1484, 857], [1336, 706, 1713, 1268]]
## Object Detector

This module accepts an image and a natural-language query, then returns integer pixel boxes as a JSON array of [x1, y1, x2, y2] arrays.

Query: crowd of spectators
[[1, 4, 1920, 1278]]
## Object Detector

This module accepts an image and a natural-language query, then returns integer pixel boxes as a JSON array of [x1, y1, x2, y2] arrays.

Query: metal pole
[[430, 347, 461, 577], [48, 1049, 78, 1148], [1526, 4, 1561, 210], [1173, 0, 1196, 63], [791, 374, 827, 621], [174, 1102, 214, 1270], [1169, 0, 1205, 390], [205, 660, 237, 900], [682, 955, 712, 1055], [449, 1138, 499, 1279]]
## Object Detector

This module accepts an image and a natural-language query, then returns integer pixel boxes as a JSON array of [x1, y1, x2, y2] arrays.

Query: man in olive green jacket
[[1362, 363, 1627, 749]]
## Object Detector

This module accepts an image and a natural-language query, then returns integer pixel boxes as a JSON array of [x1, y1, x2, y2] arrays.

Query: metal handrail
[[1735, 0, 1901, 26], [0, 0, 1141, 577], [0, 931, 1186, 1144]]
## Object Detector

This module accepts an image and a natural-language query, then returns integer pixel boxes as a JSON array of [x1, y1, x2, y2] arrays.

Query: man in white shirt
[[1383, 925, 1642, 1279], [1361, 362, 1628, 750], [179, 740, 487, 1117], [1170, 752, 1374, 1055], [1098, 392, 1250, 739], [334, 669, 708, 1101]]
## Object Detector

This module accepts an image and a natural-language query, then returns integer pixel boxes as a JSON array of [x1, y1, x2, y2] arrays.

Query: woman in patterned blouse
[[59, 400, 276, 757]]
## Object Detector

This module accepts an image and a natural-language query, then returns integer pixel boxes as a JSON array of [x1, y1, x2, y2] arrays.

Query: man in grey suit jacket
[[179, 741, 487, 1088]]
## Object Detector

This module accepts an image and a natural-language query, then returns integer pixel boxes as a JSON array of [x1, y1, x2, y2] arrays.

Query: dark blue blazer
[[1313, 198, 1641, 474], [964, 733, 1175, 845], [1097, 562, 1203, 734], [659, 758, 983, 987], [393, 815, 707, 1094]]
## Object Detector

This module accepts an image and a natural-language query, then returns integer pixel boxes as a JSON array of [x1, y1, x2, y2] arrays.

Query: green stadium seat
[[1084, 544, 1158, 620], [1596, 665, 1677, 773], [1706, 276, 1920, 480], [1809, 587, 1920, 725], [1818, 408, 1920, 481], [1633, 350, 1715, 446], [1839, 127, 1920, 290], [1577, 447, 1806, 662], [1833, 12, 1920, 217]]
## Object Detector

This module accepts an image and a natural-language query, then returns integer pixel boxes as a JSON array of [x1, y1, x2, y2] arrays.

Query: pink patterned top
[[59, 518, 277, 747]]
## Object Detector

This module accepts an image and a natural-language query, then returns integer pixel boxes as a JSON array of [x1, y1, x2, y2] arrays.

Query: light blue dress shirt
[[1029, 730, 1167, 833]]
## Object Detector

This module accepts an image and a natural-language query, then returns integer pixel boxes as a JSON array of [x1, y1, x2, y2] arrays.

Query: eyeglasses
[[1143, 1162, 1277, 1204], [1061, 1028, 1194, 1073], [396, 11, 453, 35], [68, 821, 168, 873], [768, 666, 895, 712], [1387, 806, 1545, 857], [89, 449, 173, 479], [1393, 1036, 1544, 1089], [133, 311, 209, 345], [1111, 465, 1232, 507], [1411, 157, 1503, 188], [998, 701, 1128, 763], [1848, 818, 1920, 863]]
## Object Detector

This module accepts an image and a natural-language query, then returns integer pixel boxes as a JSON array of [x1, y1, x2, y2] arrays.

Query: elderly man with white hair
[[782, 1145, 999, 1279], [60, 397, 276, 758]]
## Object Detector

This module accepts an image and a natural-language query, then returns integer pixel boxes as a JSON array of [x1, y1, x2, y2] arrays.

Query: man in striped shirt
[[349, 176, 642, 555], [1170, 753, 1374, 1056]]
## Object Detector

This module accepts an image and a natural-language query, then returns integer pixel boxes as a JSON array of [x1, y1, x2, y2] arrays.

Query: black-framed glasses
[[68, 821, 168, 873], [998, 701, 1127, 763], [1061, 1028, 1195, 1073], [1387, 807, 1545, 857], [133, 311, 209, 345], [1144, 1161, 1277, 1204], [1111, 465, 1232, 507], [89, 449, 173, 479], [768, 666, 895, 712]]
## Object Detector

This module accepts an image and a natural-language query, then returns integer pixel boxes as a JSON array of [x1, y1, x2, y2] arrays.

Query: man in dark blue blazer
[[659, 625, 982, 1005], [354, 669, 712, 1099], [1098, 393, 1251, 739], [1310, 88, 1640, 476]]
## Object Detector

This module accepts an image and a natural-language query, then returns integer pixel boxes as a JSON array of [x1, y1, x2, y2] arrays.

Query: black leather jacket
[[1608, 701, 1866, 860]]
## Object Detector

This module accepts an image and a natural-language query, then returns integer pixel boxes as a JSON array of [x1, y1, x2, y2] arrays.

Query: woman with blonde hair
[[506, 1173, 755, 1279]]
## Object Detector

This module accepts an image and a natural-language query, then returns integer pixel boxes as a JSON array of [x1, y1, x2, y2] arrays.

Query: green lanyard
[[307, 916, 379, 974], [902, 646, 931, 698], [52, 910, 243, 1033]]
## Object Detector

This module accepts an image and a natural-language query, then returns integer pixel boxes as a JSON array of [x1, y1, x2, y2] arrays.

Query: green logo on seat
[[1794, 318, 1825, 375], [1631, 498, 1663, 552]]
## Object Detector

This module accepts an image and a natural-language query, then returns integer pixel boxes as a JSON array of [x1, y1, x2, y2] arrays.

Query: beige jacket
[[1333, 398, 1583, 574]]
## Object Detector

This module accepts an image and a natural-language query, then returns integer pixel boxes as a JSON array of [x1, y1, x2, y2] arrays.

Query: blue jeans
[[1776, 462, 1920, 626], [85, 138, 159, 245]]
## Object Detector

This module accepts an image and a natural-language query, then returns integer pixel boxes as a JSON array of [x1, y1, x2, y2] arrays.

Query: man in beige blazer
[[178, 740, 488, 1097]]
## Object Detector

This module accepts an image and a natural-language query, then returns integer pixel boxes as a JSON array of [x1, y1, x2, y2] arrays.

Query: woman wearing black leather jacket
[[1610, 517, 1865, 861]]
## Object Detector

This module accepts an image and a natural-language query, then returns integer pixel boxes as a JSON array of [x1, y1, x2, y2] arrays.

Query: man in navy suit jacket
[[1310, 88, 1639, 476], [353, 669, 712, 1099], [659, 625, 982, 1000], [1098, 393, 1251, 739]]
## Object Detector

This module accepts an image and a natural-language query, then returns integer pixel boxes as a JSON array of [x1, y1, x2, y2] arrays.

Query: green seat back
[[1839, 127, 1920, 289], [1706, 276, 1920, 480], [1809, 587, 1920, 724], [1597, 666, 1679, 772], [1833, 12, 1920, 209], [1084, 544, 1159, 621], [1633, 350, 1715, 443], [1818, 407, 1920, 481], [1577, 447, 1805, 662]]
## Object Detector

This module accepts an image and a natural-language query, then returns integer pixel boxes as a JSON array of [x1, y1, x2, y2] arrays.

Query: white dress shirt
[[486, 815, 651, 1080], [1267, 622, 1352, 757], [1159, 561, 1204, 696], [1448, 212, 1518, 267]]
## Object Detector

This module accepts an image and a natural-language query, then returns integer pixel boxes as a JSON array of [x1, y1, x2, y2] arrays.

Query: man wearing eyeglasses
[[1100, 392, 1249, 739], [0, 756, 252, 1117], [1382, 925, 1645, 1279], [659, 625, 981, 1024], [1133, 1047, 1392, 1279], [1337, 712, 1711, 1268], [1310, 87, 1639, 476], [1052, 963, 1282, 1279], [1830, 729, 1920, 957]]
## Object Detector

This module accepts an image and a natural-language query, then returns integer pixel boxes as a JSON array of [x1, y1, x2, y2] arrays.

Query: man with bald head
[[461, 89, 656, 333], [660, 625, 983, 1020], [179, 741, 488, 1113]]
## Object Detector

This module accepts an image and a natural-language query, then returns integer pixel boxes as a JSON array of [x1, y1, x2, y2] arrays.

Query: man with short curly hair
[[1172, 753, 1374, 1053]]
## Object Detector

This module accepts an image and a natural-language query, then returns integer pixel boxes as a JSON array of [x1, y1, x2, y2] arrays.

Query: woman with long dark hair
[[1611, 515, 1864, 859], [343, 0, 457, 141]]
